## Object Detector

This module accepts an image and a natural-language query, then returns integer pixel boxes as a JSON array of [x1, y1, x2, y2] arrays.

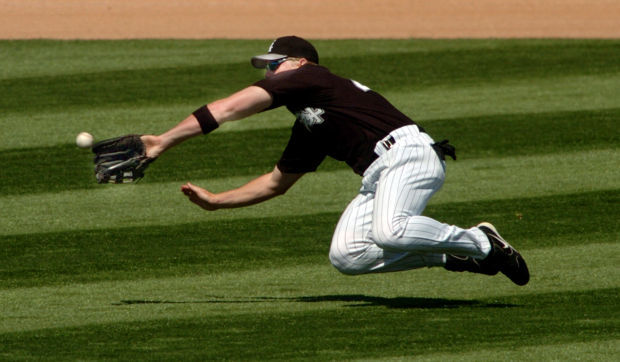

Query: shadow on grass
[[115, 294, 517, 309], [296, 295, 517, 309]]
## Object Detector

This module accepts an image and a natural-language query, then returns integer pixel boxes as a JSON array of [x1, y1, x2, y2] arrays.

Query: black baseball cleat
[[477, 222, 530, 286], [444, 254, 499, 276]]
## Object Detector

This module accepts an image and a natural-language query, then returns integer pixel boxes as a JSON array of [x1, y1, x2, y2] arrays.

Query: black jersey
[[253, 65, 421, 175]]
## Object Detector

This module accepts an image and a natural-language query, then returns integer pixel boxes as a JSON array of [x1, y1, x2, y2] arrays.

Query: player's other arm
[[142, 86, 272, 158], [181, 166, 304, 211]]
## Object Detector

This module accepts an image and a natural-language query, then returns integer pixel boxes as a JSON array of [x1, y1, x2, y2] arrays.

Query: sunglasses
[[266, 58, 289, 71]]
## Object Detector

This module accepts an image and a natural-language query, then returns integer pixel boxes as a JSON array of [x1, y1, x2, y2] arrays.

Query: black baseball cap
[[251, 36, 319, 69]]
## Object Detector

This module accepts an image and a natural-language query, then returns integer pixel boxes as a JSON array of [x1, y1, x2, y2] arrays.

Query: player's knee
[[328, 248, 366, 275], [330, 258, 366, 275]]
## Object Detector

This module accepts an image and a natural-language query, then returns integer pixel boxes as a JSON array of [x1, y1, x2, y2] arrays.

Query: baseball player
[[93, 36, 529, 286]]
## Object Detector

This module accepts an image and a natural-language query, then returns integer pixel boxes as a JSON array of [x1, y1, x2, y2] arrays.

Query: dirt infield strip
[[1, 0, 618, 39]]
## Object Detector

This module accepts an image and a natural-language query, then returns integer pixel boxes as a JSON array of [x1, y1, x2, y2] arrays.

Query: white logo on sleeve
[[297, 107, 326, 131], [351, 80, 371, 92]]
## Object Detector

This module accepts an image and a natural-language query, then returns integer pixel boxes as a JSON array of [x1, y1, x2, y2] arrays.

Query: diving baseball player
[[92, 36, 529, 286]]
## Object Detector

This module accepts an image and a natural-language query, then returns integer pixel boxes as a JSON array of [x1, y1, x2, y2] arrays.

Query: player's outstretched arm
[[181, 166, 304, 211], [142, 86, 272, 158], [92, 86, 272, 184]]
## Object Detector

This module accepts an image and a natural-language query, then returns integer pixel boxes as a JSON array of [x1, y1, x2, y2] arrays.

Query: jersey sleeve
[[277, 121, 327, 174]]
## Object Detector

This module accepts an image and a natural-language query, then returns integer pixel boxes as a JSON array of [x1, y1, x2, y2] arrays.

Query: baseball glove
[[92, 135, 156, 183]]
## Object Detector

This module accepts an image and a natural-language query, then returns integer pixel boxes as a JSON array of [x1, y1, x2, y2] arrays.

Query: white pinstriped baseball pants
[[329, 125, 491, 275]]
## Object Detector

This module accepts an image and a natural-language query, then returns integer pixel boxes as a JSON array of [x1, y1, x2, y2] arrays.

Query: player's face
[[265, 58, 302, 78]]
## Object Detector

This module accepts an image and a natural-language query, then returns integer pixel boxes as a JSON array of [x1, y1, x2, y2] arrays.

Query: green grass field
[[0, 39, 618, 360]]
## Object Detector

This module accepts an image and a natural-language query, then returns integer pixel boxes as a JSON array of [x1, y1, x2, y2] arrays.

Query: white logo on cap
[[268, 40, 276, 52]]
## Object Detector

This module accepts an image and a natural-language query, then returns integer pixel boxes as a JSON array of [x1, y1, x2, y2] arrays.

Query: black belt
[[380, 136, 397, 150], [381, 136, 456, 161]]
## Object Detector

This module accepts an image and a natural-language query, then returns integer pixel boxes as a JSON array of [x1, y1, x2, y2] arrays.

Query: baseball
[[76, 132, 94, 149]]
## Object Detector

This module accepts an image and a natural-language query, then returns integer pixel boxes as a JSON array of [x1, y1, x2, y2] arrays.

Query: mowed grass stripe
[[1, 149, 617, 236], [422, 108, 620, 159], [2, 40, 618, 113], [3, 39, 616, 80], [2, 108, 618, 195], [0, 39, 268, 80], [2, 242, 618, 330], [0, 213, 334, 289], [390, 72, 620, 123], [0, 243, 617, 338], [332, 42, 620, 94], [0, 288, 617, 360], [1, 190, 617, 289], [391, 340, 620, 362]]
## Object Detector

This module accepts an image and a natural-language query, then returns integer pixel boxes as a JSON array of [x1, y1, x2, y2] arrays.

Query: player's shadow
[[115, 294, 516, 309], [294, 295, 516, 309]]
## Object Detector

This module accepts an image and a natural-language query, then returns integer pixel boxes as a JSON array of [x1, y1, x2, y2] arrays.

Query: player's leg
[[329, 192, 445, 275], [370, 136, 491, 259]]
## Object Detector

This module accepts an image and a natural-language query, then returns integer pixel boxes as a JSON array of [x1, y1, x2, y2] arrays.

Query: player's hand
[[140, 135, 165, 159], [181, 182, 220, 211]]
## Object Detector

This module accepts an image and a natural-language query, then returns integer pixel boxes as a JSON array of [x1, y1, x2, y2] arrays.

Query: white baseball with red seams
[[76, 132, 94, 149]]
